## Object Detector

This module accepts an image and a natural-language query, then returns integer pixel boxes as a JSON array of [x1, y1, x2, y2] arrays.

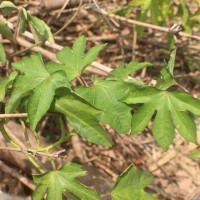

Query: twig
[[0, 147, 66, 158], [174, 82, 189, 93], [92, 0, 116, 30], [0, 122, 45, 173], [56, 0, 70, 18], [0, 160, 36, 190], [53, 0, 83, 36], [0, 112, 59, 119], [0, 113, 28, 119], [9, 41, 42, 58], [98, 9, 200, 41]]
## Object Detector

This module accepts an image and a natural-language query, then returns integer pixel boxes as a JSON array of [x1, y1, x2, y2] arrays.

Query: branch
[[0, 147, 66, 158], [98, 9, 200, 41]]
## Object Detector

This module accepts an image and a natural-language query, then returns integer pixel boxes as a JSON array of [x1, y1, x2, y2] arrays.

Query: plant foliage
[[0, 2, 199, 199], [112, 164, 156, 200], [33, 163, 103, 200]]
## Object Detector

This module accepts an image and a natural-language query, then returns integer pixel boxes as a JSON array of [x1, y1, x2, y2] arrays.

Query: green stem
[[0, 122, 45, 173], [33, 131, 41, 148], [38, 116, 73, 152]]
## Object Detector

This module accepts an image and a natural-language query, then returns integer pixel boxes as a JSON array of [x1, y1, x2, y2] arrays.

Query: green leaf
[[170, 109, 196, 143], [131, 102, 158, 133], [156, 49, 176, 90], [28, 71, 69, 130], [152, 97, 174, 151], [0, 1, 18, 15], [54, 93, 112, 146], [6, 53, 69, 130], [170, 91, 200, 116], [167, 48, 176, 75], [0, 71, 18, 102], [111, 61, 153, 81], [76, 79, 135, 133], [56, 36, 106, 81], [0, 22, 13, 39], [0, 42, 6, 63], [167, 33, 176, 50], [17, 8, 28, 36], [27, 13, 54, 43], [123, 87, 200, 150], [189, 148, 200, 159], [33, 163, 103, 200], [112, 164, 157, 200], [179, 0, 193, 33]]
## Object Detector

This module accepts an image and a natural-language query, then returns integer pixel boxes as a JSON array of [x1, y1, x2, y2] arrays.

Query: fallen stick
[[41, 0, 91, 10]]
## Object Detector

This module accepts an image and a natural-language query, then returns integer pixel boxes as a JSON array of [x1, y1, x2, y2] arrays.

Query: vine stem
[[38, 116, 74, 152], [0, 122, 45, 173], [174, 82, 189, 93]]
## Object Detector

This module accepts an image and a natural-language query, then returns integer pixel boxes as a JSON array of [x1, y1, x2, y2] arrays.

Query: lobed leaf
[[6, 53, 69, 130], [33, 163, 103, 200], [123, 87, 200, 150], [56, 36, 106, 81]]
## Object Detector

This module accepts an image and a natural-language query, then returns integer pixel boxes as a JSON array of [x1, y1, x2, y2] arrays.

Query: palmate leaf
[[6, 53, 70, 130], [76, 79, 136, 133], [112, 164, 157, 200], [123, 87, 200, 150], [54, 91, 112, 146], [56, 36, 106, 81], [33, 163, 103, 200]]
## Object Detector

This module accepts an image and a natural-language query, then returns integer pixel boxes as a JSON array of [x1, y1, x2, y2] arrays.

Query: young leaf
[[33, 163, 103, 200], [0, 42, 6, 63], [54, 93, 112, 146], [112, 164, 157, 200], [76, 79, 135, 133], [0, 22, 13, 39], [123, 87, 200, 150], [27, 13, 54, 43], [0, 71, 18, 102], [189, 148, 200, 159], [0, 1, 18, 15], [6, 53, 70, 130], [56, 36, 106, 81], [156, 49, 176, 90], [111, 61, 153, 81], [17, 8, 28, 36]]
